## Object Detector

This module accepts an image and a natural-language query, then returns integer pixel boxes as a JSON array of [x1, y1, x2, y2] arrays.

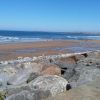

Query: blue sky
[[0, 0, 100, 32]]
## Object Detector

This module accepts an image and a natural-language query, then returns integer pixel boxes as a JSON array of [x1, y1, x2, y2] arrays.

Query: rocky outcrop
[[45, 78, 100, 100], [0, 51, 100, 100], [53, 51, 100, 88], [3, 75, 69, 100]]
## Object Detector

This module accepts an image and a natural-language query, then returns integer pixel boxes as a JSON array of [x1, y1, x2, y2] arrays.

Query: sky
[[0, 0, 100, 32]]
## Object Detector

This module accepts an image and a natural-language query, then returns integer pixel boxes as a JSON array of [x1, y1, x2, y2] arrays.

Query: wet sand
[[0, 40, 100, 61]]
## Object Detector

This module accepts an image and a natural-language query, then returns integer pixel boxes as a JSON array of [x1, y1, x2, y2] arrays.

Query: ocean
[[0, 30, 100, 43]]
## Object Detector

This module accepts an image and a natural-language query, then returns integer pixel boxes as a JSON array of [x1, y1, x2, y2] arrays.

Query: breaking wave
[[66, 36, 100, 40], [0, 36, 48, 43]]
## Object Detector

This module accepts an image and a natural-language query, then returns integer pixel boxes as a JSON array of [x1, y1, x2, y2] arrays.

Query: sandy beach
[[0, 40, 100, 61]]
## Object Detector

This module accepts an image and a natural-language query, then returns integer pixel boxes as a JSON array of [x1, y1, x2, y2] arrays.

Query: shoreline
[[0, 51, 94, 64], [0, 40, 100, 61], [0, 43, 100, 100]]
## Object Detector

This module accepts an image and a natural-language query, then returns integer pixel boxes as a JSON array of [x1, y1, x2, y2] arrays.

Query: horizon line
[[0, 29, 99, 34]]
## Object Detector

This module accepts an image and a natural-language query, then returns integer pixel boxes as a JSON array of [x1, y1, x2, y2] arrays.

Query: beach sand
[[0, 40, 100, 61]]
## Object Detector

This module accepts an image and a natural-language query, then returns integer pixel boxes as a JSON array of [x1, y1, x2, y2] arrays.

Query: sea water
[[0, 30, 100, 43]]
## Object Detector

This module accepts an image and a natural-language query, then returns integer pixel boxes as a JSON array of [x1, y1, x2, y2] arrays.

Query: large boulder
[[5, 90, 34, 100], [0, 83, 30, 97], [7, 62, 43, 85], [3, 75, 70, 100], [7, 70, 38, 85], [76, 68, 100, 86], [68, 65, 100, 87], [5, 90, 50, 100], [68, 56, 100, 87], [29, 75, 69, 97], [0, 66, 17, 87], [45, 78, 100, 100]]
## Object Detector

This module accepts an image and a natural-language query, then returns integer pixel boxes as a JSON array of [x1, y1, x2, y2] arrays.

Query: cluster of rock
[[0, 50, 100, 100], [45, 78, 100, 100]]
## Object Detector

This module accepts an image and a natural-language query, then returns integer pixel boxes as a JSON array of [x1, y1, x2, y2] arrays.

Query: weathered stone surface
[[7, 62, 43, 85], [27, 73, 39, 83], [45, 78, 100, 100], [74, 54, 86, 61], [77, 58, 100, 67], [76, 68, 100, 86], [41, 66, 61, 75], [5, 90, 51, 100], [67, 56, 100, 87], [55, 61, 76, 69], [18, 62, 43, 73], [7, 70, 33, 85], [87, 51, 100, 58], [0, 51, 100, 100], [2, 75, 69, 100], [54, 60, 77, 82], [0, 66, 17, 87], [5, 90, 33, 100], [63, 69, 76, 81], [56, 56, 77, 64], [29, 75, 68, 96], [0, 84, 30, 97]]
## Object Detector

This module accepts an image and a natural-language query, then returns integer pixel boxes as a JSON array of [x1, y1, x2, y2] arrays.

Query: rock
[[74, 54, 86, 61], [3, 75, 69, 100], [5, 90, 34, 100], [7, 62, 43, 85], [0, 66, 17, 87], [76, 68, 100, 86], [77, 58, 100, 67], [45, 78, 100, 100], [27, 73, 39, 83], [39, 63, 59, 71], [41, 66, 61, 76], [7, 69, 31, 85], [87, 51, 100, 58], [17, 56, 23, 60], [7, 69, 39, 85], [55, 62, 76, 70], [5, 90, 51, 100], [0, 83, 30, 97], [29, 75, 68, 97], [32, 90, 51, 100], [26, 62, 42, 70], [63, 69, 76, 81], [0, 51, 100, 100], [16, 62, 43, 72], [3, 67, 17, 75], [54, 60, 77, 81], [56, 56, 77, 64], [0, 61, 8, 65], [68, 65, 100, 87]]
